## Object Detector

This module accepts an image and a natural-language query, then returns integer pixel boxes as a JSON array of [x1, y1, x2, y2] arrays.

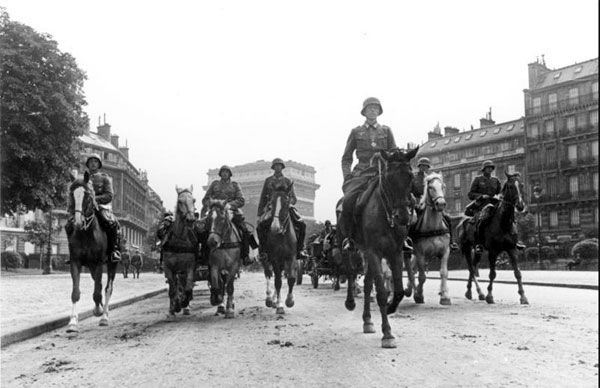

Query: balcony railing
[[526, 92, 598, 116]]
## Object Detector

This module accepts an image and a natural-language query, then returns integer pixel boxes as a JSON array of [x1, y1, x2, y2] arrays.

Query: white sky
[[3, 0, 599, 222]]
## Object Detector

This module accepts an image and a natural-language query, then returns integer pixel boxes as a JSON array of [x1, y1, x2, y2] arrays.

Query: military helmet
[[481, 160, 495, 171], [164, 210, 174, 217], [219, 165, 233, 177], [271, 158, 286, 169], [325, 220, 331, 226], [361, 97, 383, 116], [86, 153, 103, 169], [417, 157, 431, 168]]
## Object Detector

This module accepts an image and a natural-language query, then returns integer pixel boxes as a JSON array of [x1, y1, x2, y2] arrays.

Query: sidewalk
[[1, 268, 597, 348]]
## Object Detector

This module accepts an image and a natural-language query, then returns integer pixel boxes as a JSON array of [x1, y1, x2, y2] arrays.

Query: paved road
[[1, 268, 597, 347]]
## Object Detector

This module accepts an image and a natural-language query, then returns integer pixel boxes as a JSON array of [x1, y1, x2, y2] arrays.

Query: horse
[[131, 251, 143, 279], [456, 172, 529, 304], [121, 250, 130, 278], [206, 199, 241, 318], [404, 172, 451, 305], [65, 171, 118, 332], [161, 186, 200, 319], [259, 182, 298, 314], [342, 147, 418, 348]]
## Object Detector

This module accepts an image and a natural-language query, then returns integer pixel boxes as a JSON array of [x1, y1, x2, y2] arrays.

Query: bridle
[[424, 175, 446, 210], [376, 156, 412, 228], [72, 185, 97, 231]]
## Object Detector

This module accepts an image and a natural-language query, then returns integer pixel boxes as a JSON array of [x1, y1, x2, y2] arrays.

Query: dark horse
[[130, 251, 143, 279], [456, 172, 529, 304], [259, 182, 298, 314], [206, 199, 241, 318], [162, 186, 200, 319], [65, 172, 118, 332], [342, 147, 418, 348]]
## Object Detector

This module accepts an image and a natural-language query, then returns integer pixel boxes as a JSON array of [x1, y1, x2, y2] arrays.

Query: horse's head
[[502, 172, 525, 212], [379, 147, 419, 224], [423, 172, 447, 212], [269, 182, 293, 235], [206, 199, 233, 249], [175, 185, 196, 223], [69, 171, 97, 231]]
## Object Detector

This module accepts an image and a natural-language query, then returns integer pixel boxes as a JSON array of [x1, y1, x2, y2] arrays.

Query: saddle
[[475, 204, 497, 244], [350, 177, 379, 226], [408, 207, 451, 240]]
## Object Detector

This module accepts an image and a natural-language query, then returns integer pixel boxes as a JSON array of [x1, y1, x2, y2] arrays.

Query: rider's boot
[[443, 214, 459, 251], [403, 236, 414, 252], [107, 222, 122, 262]]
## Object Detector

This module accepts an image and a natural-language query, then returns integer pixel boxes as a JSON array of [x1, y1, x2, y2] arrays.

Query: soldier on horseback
[[256, 158, 307, 261], [339, 97, 412, 252], [66, 153, 122, 262], [201, 165, 258, 265], [464, 160, 525, 252], [410, 157, 459, 251]]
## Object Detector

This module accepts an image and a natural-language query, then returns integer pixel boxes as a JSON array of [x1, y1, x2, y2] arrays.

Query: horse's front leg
[[403, 253, 414, 298], [182, 262, 195, 315], [274, 270, 285, 314], [508, 248, 529, 304], [67, 262, 82, 333], [387, 252, 405, 314], [414, 251, 427, 304], [284, 259, 296, 308], [361, 253, 376, 334], [100, 261, 117, 326], [439, 240, 451, 305], [163, 266, 178, 319], [486, 250, 498, 304], [371, 256, 396, 348], [224, 275, 236, 318], [89, 265, 104, 319]]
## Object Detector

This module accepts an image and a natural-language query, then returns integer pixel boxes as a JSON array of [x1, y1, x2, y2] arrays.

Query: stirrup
[[450, 242, 459, 251], [403, 238, 413, 252], [475, 245, 484, 253], [111, 251, 121, 262], [516, 241, 525, 250], [342, 238, 354, 251]]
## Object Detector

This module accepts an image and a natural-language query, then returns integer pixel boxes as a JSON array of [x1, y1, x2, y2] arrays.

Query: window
[[545, 146, 556, 166], [553, 72, 561, 79], [506, 124, 515, 131], [454, 174, 461, 188], [549, 211, 558, 227], [590, 110, 598, 126], [569, 175, 579, 196], [479, 130, 487, 137], [594, 172, 599, 192], [592, 140, 598, 158], [569, 88, 579, 105], [528, 123, 539, 138], [593, 82, 598, 100], [545, 120, 555, 137], [577, 113, 587, 128], [568, 144, 578, 161], [570, 209, 580, 226], [454, 200, 462, 213], [547, 176, 557, 198], [548, 93, 558, 110], [566, 116, 576, 131], [471, 171, 478, 184], [574, 66, 583, 74], [532, 97, 541, 114]]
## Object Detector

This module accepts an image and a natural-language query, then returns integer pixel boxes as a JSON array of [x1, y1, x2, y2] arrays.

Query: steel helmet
[[417, 157, 431, 168], [218, 165, 233, 177], [481, 160, 495, 171], [271, 158, 286, 169], [361, 97, 383, 116], [86, 153, 103, 169]]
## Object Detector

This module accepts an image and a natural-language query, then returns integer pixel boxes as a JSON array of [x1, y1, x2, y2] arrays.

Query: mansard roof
[[533, 58, 598, 90]]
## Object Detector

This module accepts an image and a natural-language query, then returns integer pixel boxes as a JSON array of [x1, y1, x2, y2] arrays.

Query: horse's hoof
[[440, 297, 452, 306], [520, 297, 529, 305], [381, 337, 397, 349], [93, 308, 103, 317], [166, 313, 176, 321], [225, 310, 235, 319], [486, 295, 495, 304], [404, 288, 413, 298], [285, 297, 294, 308], [334, 283, 340, 291], [66, 325, 79, 333], [363, 323, 376, 334], [345, 300, 356, 311], [414, 295, 424, 304], [183, 307, 190, 315], [276, 307, 285, 315], [217, 305, 226, 315], [265, 298, 273, 308], [478, 294, 486, 301], [99, 318, 109, 326], [465, 290, 472, 300]]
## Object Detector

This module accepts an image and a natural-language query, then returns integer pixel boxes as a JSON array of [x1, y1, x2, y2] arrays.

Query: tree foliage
[[0, 8, 88, 215], [571, 238, 599, 261], [23, 218, 61, 249]]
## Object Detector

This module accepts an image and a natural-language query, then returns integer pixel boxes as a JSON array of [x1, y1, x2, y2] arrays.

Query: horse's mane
[[418, 172, 443, 208]]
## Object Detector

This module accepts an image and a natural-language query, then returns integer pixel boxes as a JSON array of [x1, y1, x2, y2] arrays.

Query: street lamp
[[532, 185, 543, 264]]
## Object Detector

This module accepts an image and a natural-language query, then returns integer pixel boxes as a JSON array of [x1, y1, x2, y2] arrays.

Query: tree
[[516, 212, 536, 245], [23, 217, 61, 272], [0, 8, 88, 215]]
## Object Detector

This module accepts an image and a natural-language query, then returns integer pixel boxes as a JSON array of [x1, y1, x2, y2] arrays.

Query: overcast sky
[[3, 0, 598, 222]]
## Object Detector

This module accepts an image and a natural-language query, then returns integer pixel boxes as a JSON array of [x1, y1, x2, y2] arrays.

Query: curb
[[1, 288, 166, 349], [441, 276, 598, 291]]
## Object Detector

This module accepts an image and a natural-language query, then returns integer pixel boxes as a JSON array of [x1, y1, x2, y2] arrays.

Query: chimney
[[444, 126, 460, 136], [479, 108, 495, 128], [427, 131, 443, 141], [110, 135, 119, 148], [527, 57, 550, 89], [119, 139, 129, 159], [97, 123, 111, 141]]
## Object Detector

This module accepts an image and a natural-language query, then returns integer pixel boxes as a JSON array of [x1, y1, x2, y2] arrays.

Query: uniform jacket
[[257, 173, 297, 216], [410, 170, 428, 200], [202, 179, 245, 210], [468, 174, 501, 200], [68, 171, 113, 213], [341, 122, 396, 179]]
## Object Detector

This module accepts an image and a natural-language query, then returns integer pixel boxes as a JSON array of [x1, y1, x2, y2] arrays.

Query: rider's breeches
[[99, 209, 121, 252], [340, 176, 370, 240], [442, 213, 454, 242]]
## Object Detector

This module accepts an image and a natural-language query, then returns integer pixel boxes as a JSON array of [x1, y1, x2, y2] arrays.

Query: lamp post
[[532, 186, 543, 264]]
